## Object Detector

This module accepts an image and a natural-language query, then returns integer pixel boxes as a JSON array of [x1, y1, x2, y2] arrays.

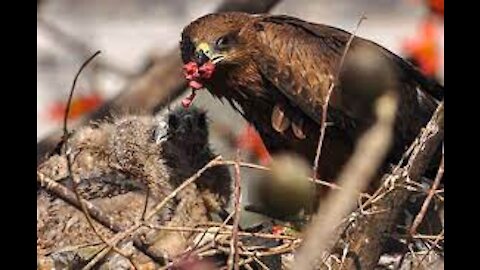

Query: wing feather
[[248, 15, 441, 129]]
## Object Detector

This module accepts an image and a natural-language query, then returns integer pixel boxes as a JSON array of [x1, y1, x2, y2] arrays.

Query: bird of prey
[[180, 12, 442, 181]]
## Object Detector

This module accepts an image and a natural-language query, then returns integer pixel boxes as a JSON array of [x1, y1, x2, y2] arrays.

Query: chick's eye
[[168, 114, 179, 129]]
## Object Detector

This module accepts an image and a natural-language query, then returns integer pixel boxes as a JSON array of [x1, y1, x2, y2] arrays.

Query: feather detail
[[291, 116, 306, 139], [271, 103, 291, 133]]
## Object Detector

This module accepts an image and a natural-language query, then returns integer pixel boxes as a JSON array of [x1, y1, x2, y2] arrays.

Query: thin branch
[[333, 102, 444, 270], [145, 224, 297, 241], [146, 156, 222, 221], [37, 172, 165, 263], [415, 229, 444, 268], [82, 225, 142, 270], [229, 150, 243, 270], [60, 51, 138, 269], [63, 51, 101, 135], [141, 188, 150, 221], [213, 210, 236, 244], [409, 153, 444, 236], [252, 255, 272, 270], [312, 14, 367, 176], [87, 156, 225, 267], [218, 160, 371, 198], [295, 90, 398, 270]]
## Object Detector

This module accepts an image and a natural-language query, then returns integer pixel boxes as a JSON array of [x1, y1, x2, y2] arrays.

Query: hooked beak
[[194, 42, 225, 65]]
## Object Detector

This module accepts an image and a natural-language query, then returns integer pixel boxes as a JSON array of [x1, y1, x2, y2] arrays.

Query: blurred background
[[37, 0, 444, 224]]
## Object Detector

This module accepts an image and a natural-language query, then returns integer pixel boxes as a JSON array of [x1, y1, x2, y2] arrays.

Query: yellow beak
[[196, 42, 213, 59]]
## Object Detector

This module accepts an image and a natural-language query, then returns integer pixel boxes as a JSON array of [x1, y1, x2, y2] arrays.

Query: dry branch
[[295, 91, 398, 270], [228, 151, 243, 270], [409, 154, 444, 236], [62, 51, 139, 269], [37, 0, 282, 165], [312, 14, 367, 176], [326, 102, 444, 270]]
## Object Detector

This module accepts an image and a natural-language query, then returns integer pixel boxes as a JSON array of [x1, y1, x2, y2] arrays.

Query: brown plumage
[[180, 12, 442, 181]]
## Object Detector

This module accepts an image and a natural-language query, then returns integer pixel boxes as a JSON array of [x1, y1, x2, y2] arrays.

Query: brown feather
[[180, 12, 442, 182]]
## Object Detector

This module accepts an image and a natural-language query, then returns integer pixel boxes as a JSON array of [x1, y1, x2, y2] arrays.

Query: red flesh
[[182, 61, 216, 108]]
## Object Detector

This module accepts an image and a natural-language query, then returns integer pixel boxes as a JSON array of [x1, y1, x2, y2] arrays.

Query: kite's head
[[181, 12, 251, 67], [179, 12, 253, 107]]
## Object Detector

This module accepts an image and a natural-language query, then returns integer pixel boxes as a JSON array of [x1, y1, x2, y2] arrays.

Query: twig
[[37, 172, 166, 263], [141, 188, 150, 221], [409, 153, 444, 236], [188, 201, 235, 255], [82, 224, 142, 270], [37, 174, 125, 232], [145, 224, 297, 241], [228, 150, 243, 270], [334, 102, 443, 270], [252, 255, 271, 270], [146, 156, 222, 221], [218, 160, 371, 198], [213, 210, 236, 244], [89, 156, 225, 267], [60, 51, 138, 270], [63, 51, 101, 135], [412, 234, 444, 240], [166, 207, 235, 269], [294, 91, 398, 269], [312, 14, 367, 176], [47, 242, 105, 255], [415, 229, 444, 268]]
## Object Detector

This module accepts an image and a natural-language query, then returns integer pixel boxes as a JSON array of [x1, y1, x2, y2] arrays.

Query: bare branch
[[295, 91, 398, 270], [312, 14, 367, 177], [331, 102, 444, 270], [228, 150, 243, 270], [409, 153, 444, 236], [60, 51, 138, 269]]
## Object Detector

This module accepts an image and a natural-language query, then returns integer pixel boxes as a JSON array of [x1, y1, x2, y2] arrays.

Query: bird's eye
[[197, 112, 207, 129], [215, 34, 235, 49]]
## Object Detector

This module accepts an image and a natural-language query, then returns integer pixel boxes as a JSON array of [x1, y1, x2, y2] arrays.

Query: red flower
[[237, 125, 271, 165], [47, 93, 103, 121], [403, 18, 441, 77], [427, 0, 443, 18]]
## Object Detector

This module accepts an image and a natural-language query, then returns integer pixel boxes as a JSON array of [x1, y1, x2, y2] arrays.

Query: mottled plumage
[[181, 12, 442, 180]]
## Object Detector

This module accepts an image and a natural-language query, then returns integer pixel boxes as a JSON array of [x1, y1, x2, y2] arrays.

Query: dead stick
[[145, 224, 297, 241], [409, 154, 444, 236], [334, 102, 443, 270], [60, 51, 138, 270], [312, 14, 367, 176], [229, 150, 242, 270], [37, 174, 125, 232], [295, 92, 398, 270]]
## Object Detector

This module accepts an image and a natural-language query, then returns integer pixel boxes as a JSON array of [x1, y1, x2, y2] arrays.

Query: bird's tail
[[411, 68, 444, 101]]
